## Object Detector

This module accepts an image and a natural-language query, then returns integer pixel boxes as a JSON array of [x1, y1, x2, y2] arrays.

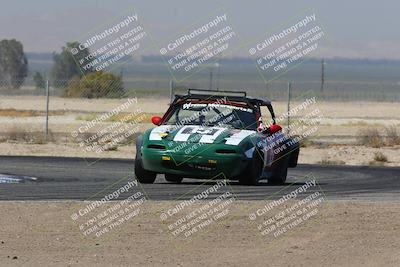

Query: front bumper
[[141, 147, 250, 179]]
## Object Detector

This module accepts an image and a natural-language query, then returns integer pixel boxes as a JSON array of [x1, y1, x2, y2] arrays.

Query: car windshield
[[164, 102, 257, 130]]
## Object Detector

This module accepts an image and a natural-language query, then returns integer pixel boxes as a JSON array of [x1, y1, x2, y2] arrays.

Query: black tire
[[268, 156, 289, 185], [134, 158, 156, 184], [165, 174, 183, 183], [288, 146, 300, 167], [238, 149, 264, 186]]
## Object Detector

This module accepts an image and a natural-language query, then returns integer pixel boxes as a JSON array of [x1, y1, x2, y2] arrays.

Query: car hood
[[147, 125, 255, 146]]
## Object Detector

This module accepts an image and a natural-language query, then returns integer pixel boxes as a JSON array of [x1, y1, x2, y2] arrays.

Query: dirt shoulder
[[1, 142, 399, 167], [0, 201, 399, 267], [1, 96, 400, 119]]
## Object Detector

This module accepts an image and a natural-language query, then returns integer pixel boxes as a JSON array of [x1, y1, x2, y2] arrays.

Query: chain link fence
[[0, 78, 399, 150], [0, 78, 399, 101]]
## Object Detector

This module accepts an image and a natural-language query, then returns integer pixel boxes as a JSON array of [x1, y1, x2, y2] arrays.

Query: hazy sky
[[0, 0, 399, 59]]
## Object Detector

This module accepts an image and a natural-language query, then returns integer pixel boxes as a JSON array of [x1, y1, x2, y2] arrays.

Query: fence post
[[45, 80, 50, 141], [287, 82, 291, 135]]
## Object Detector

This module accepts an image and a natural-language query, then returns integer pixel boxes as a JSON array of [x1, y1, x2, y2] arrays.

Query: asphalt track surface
[[0, 156, 399, 201]]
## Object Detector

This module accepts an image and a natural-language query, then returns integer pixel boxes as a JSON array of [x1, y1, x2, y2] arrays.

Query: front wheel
[[268, 156, 288, 185], [134, 158, 156, 184], [238, 149, 264, 186]]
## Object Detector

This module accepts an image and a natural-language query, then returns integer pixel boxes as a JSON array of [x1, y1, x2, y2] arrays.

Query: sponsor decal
[[182, 102, 253, 113]]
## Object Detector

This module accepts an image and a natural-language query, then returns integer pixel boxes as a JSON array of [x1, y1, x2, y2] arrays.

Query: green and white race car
[[135, 89, 299, 185]]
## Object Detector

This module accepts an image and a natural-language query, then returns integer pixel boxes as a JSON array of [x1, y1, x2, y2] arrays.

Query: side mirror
[[151, 116, 162, 126], [269, 124, 282, 134]]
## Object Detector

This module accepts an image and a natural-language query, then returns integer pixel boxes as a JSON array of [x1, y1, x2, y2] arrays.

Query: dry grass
[[373, 152, 388, 162], [75, 114, 98, 121], [0, 109, 65, 117], [357, 128, 383, 147], [107, 112, 153, 123], [3, 127, 53, 144], [318, 159, 346, 165], [298, 136, 314, 147], [73, 131, 140, 151], [385, 125, 400, 146], [76, 112, 158, 123], [342, 121, 371, 127], [357, 125, 400, 147], [368, 152, 388, 166], [368, 160, 385, 166]]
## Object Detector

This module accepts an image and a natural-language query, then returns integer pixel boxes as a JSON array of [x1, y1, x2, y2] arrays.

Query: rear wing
[[170, 88, 276, 123], [188, 89, 246, 98]]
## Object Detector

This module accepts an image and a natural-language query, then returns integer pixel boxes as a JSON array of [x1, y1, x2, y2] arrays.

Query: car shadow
[[157, 180, 318, 187]]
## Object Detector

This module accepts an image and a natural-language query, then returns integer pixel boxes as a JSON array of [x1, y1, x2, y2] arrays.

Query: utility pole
[[287, 82, 291, 135], [320, 59, 325, 93], [45, 80, 50, 141], [216, 59, 221, 91], [209, 69, 213, 90]]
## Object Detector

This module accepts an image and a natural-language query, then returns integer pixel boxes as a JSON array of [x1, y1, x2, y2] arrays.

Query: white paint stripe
[[199, 127, 226, 143], [149, 125, 172, 141], [225, 130, 255, 145], [173, 126, 199, 142]]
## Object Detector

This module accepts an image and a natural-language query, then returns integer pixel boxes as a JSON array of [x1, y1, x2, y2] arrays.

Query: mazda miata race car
[[135, 89, 299, 185]]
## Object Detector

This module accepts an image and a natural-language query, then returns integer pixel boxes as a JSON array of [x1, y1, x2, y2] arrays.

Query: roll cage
[[161, 89, 276, 125]]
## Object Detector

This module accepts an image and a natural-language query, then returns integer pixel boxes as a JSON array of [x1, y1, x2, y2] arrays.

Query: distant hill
[[25, 52, 400, 87]]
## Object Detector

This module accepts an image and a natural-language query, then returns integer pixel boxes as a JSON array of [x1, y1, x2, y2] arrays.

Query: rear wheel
[[165, 174, 183, 183], [268, 156, 288, 185], [134, 158, 156, 184], [238, 149, 264, 186]]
